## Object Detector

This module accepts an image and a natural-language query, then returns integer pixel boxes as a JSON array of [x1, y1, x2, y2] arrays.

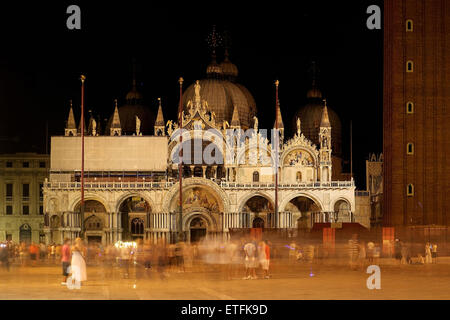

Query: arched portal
[[75, 200, 107, 244], [118, 196, 151, 241], [284, 196, 321, 229], [241, 195, 273, 228], [334, 199, 351, 222], [189, 216, 207, 243], [253, 217, 264, 228]]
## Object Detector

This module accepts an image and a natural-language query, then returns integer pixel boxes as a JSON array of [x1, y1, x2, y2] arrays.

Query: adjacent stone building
[[0, 153, 48, 243]]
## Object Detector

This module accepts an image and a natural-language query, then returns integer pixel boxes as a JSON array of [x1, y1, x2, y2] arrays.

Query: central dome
[[183, 78, 256, 129]]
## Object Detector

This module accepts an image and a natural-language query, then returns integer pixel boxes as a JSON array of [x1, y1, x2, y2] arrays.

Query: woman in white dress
[[425, 242, 432, 264], [71, 238, 87, 283]]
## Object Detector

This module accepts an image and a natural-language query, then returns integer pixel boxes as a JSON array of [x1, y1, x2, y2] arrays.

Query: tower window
[[23, 205, 29, 215], [6, 162, 12, 168], [253, 171, 259, 182], [407, 143, 414, 155], [6, 205, 13, 215], [406, 19, 413, 32], [406, 102, 414, 114], [296, 171, 302, 182], [406, 61, 414, 72], [407, 184, 414, 197]]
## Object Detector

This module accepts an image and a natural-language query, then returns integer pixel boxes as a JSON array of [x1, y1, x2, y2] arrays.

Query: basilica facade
[[43, 53, 358, 245]]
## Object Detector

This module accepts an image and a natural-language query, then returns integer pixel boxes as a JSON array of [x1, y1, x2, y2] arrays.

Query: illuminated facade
[[43, 54, 360, 245]]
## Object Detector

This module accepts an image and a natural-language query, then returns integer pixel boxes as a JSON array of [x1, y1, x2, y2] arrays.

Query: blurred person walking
[[243, 238, 257, 280], [155, 239, 168, 280], [358, 241, 366, 270], [348, 234, 359, 271], [55, 244, 62, 262], [432, 243, 438, 264], [70, 238, 87, 285], [0, 243, 10, 271], [175, 241, 185, 273], [425, 242, 432, 264], [61, 238, 71, 285], [288, 241, 297, 264], [39, 242, 47, 263], [29, 242, 39, 266], [394, 239, 402, 264], [49, 243, 56, 263], [258, 240, 270, 279]]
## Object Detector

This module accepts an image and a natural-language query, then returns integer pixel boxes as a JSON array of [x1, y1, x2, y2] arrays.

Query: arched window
[[253, 171, 259, 182], [407, 184, 414, 196], [406, 61, 414, 72], [406, 19, 413, 32], [296, 171, 302, 182], [131, 218, 144, 235], [406, 101, 414, 114], [407, 143, 414, 155]]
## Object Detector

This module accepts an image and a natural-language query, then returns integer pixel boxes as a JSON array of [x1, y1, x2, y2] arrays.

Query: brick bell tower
[[383, 0, 450, 227]]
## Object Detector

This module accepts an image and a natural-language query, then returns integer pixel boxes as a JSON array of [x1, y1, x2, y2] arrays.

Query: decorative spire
[[66, 100, 76, 129], [155, 97, 165, 127], [273, 99, 284, 129], [320, 99, 331, 128], [110, 99, 122, 136], [64, 100, 78, 136], [230, 104, 241, 128]]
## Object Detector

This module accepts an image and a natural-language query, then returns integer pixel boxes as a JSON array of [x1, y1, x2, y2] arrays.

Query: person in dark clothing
[[0, 243, 10, 271], [394, 239, 402, 263]]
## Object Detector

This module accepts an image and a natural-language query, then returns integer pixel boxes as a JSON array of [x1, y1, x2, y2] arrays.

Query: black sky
[[0, 0, 383, 190]]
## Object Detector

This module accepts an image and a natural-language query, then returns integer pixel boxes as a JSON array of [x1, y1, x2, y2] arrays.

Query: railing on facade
[[220, 181, 355, 189], [44, 180, 354, 190], [355, 190, 369, 196], [5, 196, 12, 201]]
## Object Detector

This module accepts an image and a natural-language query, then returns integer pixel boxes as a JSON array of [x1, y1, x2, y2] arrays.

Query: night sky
[[0, 1, 382, 190]]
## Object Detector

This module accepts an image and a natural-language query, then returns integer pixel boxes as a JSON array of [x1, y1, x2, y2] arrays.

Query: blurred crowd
[[0, 235, 441, 280]]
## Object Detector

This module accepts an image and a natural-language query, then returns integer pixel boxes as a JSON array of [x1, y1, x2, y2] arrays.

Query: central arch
[[281, 193, 323, 229], [238, 193, 274, 228]]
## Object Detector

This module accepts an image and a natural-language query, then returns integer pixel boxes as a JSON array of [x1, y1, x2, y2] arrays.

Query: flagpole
[[275, 80, 279, 228], [178, 77, 184, 243], [80, 75, 86, 238]]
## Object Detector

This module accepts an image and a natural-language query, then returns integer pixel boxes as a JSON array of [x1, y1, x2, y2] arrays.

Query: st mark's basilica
[[42, 47, 359, 245]]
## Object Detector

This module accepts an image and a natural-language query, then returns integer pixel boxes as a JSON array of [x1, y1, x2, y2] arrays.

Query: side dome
[[293, 93, 342, 157], [106, 85, 155, 135], [182, 79, 254, 129]]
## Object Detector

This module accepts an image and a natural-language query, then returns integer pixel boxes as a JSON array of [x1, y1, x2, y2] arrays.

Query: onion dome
[[182, 78, 253, 129]]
